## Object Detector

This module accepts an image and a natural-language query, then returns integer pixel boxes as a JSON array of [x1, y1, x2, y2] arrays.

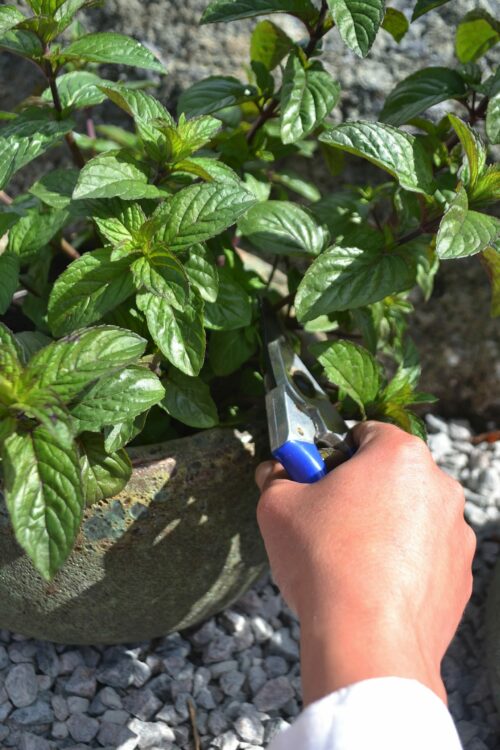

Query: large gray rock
[[0, 428, 267, 644]]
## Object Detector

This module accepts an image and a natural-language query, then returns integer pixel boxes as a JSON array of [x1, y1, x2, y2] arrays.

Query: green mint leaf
[[131, 254, 189, 310], [174, 156, 240, 183], [380, 67, 467, 126], [25, 326, 146, 402], [178, 76, 257, 118], [381, 7, 408, 42], [280, 52, 340, 144], [471, 165, 500, 205], [311, 339, 382, 417], [311, 190, 369, 240], [103, 412, 148, 453], [161, 369, 218, 428], [436, 187, 500, 260], [73, 152, 164, 201], [79, 432, 131, 505], [271, 169, 322, 202], [203, 266, 252, 331], [2, 427, 84, 581], [238, 200, 328, 256], [137, 290, 206, 376], [0, 30, 44, 60], [208, 326, 258, 376], [0, 110, 74, 190], [482, 247, 500, 317], [47, 249, 136, 336], [157, 114, 221, 163], [0, 251, 19, 314], [93, 200, 146, 248], [448, 114, 486, 189], [71, 365, 165, 432], [0, 322, 22, 382], [486, 94, 500, 145], [155, 181, 257, 251], [0, 6, 25, 37], [29, 169, 79, 209], [319, 121, 435, 195], [456, 10, 500, 63], [201, 0, 319, 25], [250, 19, 293, 71], [377, 401, 427, 439], [327, 0, 385, 57], [41, 72, 110, 111], [411, 0, 450, 22], [295, 241, 417, 322], [62, 32, 166, 72], [8, 206, 69, 258], [182, 244, 219, 303], [20, 388, 76, 446], [14, 332, 52, 365]]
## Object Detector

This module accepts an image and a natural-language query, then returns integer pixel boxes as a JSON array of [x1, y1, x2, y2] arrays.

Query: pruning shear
[[261, 298, 354, 484]]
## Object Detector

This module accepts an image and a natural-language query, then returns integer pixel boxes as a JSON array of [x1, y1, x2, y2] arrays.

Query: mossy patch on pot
[[0, 428, 267, 644]]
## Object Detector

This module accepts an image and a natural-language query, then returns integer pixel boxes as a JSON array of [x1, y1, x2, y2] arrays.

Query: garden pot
[[0, 426, 268, 644]]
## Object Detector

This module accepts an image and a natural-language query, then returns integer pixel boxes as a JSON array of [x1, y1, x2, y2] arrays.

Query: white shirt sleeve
[[268, 677, 463, 750]]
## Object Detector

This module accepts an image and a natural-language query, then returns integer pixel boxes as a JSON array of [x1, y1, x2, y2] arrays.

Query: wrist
[[298, 602, 445, 706]]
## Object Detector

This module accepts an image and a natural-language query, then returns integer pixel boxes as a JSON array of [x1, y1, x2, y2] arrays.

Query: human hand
[[255, 421, 475, 706]]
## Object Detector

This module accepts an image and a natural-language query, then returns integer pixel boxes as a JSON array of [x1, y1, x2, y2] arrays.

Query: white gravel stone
[[128, 717, 176, 749]]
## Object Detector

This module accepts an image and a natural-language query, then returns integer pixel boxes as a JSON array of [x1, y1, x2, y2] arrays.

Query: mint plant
[[0, 0, 499, 580]]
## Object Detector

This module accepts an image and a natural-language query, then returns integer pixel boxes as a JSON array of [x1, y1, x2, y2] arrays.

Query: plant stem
[[246, 0, 331, 144], [45, 61, 86, 168]]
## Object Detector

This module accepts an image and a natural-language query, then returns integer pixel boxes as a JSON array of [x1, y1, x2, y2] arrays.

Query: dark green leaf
[[471, 165, 500, 205], [62, 32, 166, 72], [137, 290, 206, 376], [272, 169, 322, 202], [79, 433, 131, 505], [131, 254, 189, 310], [311, 339, 381, 416], [0, 6, 25, 37], [29, 169, 79, 209], [327, 0, 385, 57], [0, 322, 22, 383], [73, 152, 164, 201], [42, 72, 110, 111], [456, 11, 500, 63], [14, 332, 52, 365], [250, 19, 293, 70], [381, 8, 408, 42], [201, 0, 319, 25], [161, 369, 218, 428], [238, 200, 328, 256], [0, 110, 74, 190], [0, 30, 44, 60], [280, 52, 340, 144], [93, 200, 146, 250], [486, 94, 500, 145], [2, 427, 84, 581], [183, 244, 219, 303], [72, 365, 165, 432], [25, 325, 146, 402], [8, 206, 69, 258], [47, 249, 136, 336], [103, 412, 148, 453], [156, 181, 257, 251], [411, 0, 450, 22], [0, 251, 19, 313], [177, 76, 257, 118], [203, 266, 252, 330], [380, 68, 467, 126], [295, 241, 417, 322], [319, 121, 435, 195], [436, 187, 500, 259], [209, 326, 258, 375]]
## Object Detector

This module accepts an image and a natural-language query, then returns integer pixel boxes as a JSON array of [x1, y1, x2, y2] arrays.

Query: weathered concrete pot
[[0, 427, 268, 644]]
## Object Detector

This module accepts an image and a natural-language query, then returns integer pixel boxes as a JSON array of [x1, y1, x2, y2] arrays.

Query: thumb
[[255, 460, 289, 492]]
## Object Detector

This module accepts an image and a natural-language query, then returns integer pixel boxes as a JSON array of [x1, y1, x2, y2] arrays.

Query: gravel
[[0, 414, 498, 749]]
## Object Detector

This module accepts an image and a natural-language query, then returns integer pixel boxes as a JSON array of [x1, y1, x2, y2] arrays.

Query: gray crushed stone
[[0, 414, 497, 749]]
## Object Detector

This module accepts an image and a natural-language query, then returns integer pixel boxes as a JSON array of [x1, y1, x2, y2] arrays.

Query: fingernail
[[255, 461, 276, 491]]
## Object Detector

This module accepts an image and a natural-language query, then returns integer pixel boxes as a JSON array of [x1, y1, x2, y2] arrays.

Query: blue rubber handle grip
[[273, 440, 327, 484]]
